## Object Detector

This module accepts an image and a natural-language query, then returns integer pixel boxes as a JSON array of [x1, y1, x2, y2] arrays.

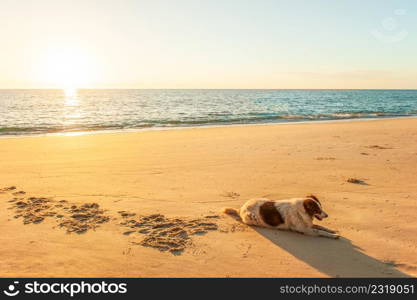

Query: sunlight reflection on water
[[64, 88, 79, 107]]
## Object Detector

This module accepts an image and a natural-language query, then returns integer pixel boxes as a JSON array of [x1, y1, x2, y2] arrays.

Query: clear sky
[[0, 0, 416, 89]]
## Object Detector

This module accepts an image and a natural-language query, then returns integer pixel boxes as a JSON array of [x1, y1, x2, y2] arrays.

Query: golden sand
[[1, 118, 416, 277]]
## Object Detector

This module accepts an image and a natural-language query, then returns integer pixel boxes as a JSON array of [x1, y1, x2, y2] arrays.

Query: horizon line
[[1, 88, 417, 91]]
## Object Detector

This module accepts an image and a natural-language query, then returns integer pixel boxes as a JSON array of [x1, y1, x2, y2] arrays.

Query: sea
[[1, 89, 416, 136]]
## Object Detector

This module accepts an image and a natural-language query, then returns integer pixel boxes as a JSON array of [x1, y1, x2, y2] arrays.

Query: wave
[[1, 111, 416, 136]]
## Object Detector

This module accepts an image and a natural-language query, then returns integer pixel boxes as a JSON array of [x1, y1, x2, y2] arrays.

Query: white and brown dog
[[224, 195, 339, 239]]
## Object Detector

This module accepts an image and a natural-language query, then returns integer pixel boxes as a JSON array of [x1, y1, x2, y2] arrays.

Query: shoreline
[[1, 115, 417, 140]]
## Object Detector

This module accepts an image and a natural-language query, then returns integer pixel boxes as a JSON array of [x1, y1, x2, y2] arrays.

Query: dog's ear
[[306, 194, 320, 205], [303, 198, 321, 216]]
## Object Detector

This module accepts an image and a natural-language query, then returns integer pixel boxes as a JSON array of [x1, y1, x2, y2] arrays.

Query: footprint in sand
[[119, 212, 219, 254], [347, 178, 368, 185], [367, 145, 392, 150], [0, 186, 16, 193], [12, 191, 26, 196], [123, 230, 136, 235], [221, 191, 240, 199], [5, 187, 232, 254], [118, 211, 136, 218], [58, 203, 110, 234], [8, 190, 110, 234]]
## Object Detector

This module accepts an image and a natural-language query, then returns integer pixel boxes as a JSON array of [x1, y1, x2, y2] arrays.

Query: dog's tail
[[222, 207, 240, 218]]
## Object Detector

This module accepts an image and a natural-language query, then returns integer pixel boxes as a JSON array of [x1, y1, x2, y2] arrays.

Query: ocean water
[[1, 89, 417, 136]]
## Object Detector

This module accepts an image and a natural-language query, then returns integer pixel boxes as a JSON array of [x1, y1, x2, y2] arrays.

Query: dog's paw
[[330, 234, 340, 239]]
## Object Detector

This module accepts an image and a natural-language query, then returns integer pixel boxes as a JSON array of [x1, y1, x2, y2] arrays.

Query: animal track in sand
[[58, 203, 110, 234], [13, 197, 54, 224], [0, 186, 16, 193], [3, 186, 228, 254], [366, 145, 392, 150], [221, 191, 240, 199], [117, 211, 136, 218], [5, 187, 110, 234], [119, 212, 219, 254], [347, 178, 368, 185], [12, 191, 26, 195], [219, 222, 247, 233]]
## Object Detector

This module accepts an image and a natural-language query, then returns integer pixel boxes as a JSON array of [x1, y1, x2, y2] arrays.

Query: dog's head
[[303, 195, 328, 221]]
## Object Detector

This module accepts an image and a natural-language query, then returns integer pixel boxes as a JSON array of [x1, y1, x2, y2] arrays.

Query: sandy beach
[[1, 117, 416, 277]]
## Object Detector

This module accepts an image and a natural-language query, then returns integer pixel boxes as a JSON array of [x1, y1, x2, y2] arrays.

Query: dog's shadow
[[254, 227, 411, 277]]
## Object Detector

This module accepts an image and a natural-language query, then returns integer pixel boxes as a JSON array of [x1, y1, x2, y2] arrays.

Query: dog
[[223, 195, 339, 239]]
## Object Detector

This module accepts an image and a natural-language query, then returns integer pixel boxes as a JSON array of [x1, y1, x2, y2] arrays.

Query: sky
[[0, 0, 416, 89]]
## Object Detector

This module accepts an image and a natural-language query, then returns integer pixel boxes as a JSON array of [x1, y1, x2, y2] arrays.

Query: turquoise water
[[0, 89, 417, 136]]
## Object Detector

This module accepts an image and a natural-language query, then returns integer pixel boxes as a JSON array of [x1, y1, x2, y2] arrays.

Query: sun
[[37, 46, 98, 89]]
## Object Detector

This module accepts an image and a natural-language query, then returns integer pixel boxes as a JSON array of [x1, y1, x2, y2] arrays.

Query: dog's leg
[[294, 226, 339, 239], [312, 224, 337, 234], [292, 224, 318, 237], [315, 229, 339, 239]]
